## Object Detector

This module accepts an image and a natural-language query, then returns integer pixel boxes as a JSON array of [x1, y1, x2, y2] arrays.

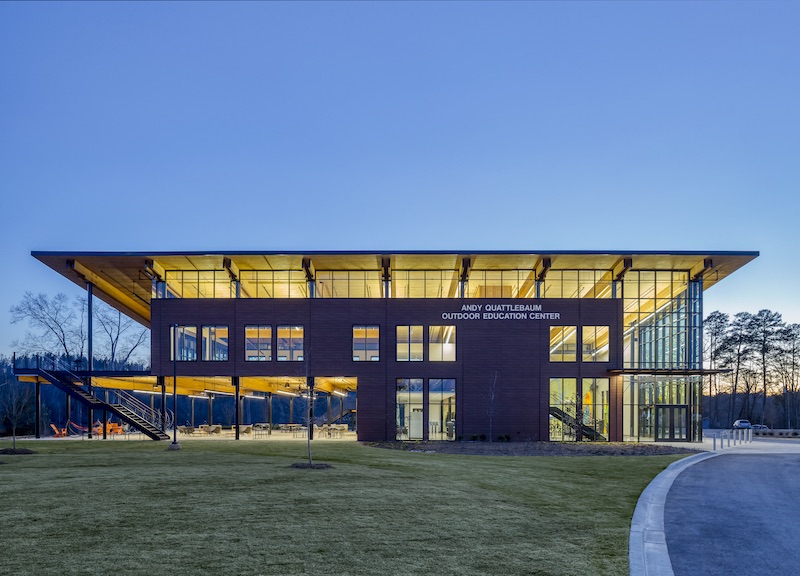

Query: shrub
[[479, 434, 486, 442]]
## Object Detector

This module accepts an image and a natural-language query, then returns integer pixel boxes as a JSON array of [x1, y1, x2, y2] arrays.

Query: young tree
[[0, 372, 34, 451]]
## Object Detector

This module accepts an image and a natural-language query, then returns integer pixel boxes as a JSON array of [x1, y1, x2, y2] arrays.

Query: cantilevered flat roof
[[32, 250, 759, 327]]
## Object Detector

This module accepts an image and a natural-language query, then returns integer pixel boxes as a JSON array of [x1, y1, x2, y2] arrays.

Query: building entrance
[[655, 405, 687, 441]]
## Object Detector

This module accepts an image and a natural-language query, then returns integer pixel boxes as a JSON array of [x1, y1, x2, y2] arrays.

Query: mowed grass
[[0, 440, 683, 576]]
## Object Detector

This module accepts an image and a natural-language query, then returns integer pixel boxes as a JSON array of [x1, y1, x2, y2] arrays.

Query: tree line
[[704, 309, 799, 429], [4, 293, 800, 437]]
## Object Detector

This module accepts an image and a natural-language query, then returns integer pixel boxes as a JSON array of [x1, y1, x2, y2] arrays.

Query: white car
[[732, 419, 752, 429]]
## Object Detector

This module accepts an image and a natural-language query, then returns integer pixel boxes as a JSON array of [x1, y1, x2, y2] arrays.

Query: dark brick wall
[[151, 298, 623, 442]]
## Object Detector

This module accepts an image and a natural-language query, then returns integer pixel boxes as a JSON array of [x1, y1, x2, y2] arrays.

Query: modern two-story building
[[22, 250, 757, 442]]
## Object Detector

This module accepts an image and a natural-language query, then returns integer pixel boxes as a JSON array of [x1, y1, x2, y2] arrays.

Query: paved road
[[664, 450, 800, 576], [630, 438, 800, 575]]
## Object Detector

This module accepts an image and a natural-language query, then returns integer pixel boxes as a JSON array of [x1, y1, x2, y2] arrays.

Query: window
[[317, 271, 383, 298], [396, 378, 424, 440], [429, 325, 456, 362], [163, 270, 234, 299], [353, 325, 380, 361], [201, 325, 229, 361], [549, 378, 577, 441], [245, 325, 272, 361], [277, 325, 304, 361], [549, 326, 577, 362], [582, 326, 610, 362], [428, 379, 456, 441], [582, 378, 610, 440], [238, 270, 308, 298], [170, 325, 197, 361], [396, 325, 423, 361], [392, 270, 460, 298]]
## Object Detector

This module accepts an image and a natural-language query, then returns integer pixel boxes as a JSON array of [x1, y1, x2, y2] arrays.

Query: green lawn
[[0, 440, 682, 576]]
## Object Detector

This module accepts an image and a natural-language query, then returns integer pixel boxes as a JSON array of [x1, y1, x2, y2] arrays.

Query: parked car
[[733, 419, 752, 429], [752, 424, 769, 430]]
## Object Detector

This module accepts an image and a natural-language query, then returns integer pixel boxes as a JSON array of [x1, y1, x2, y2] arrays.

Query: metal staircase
[[34, 361, 171, 441], [549, 406, 607, 441]]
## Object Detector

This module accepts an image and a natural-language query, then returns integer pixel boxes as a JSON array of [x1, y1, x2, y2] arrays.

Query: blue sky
[[1, 1, 798, 354]]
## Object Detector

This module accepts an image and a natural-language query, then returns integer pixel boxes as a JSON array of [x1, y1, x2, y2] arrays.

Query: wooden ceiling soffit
[[68, 259, 150, 326]]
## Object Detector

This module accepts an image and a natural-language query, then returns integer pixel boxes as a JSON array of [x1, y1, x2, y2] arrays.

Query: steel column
[[158, 376, 166, 431], [35, 381, 41, 438], [87, 282, 93, 439], [268, 392, 273, 435], [234, 376, 240, 440]]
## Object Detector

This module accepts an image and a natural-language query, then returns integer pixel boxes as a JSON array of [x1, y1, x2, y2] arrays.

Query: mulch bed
[[362, 441, 702, 457], [290, 462, 334, 469], [0, 448, 38, 455]]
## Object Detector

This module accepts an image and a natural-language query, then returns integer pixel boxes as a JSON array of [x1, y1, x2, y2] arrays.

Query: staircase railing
[[107, 388, 174, 432], [47, 357, 173, 432]]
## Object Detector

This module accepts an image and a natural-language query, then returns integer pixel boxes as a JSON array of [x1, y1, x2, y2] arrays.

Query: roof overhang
[[32, 250, 759, 326]]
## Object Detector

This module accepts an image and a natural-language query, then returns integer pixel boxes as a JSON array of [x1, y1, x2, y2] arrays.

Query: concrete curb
[[629, 452, 719, 576]]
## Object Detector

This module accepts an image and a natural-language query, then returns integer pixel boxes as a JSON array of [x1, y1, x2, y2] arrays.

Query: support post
[[208, 395, 213, 425], [35, 381, 41, 438], [158, 376, 166, 432], [168, 323, 181, 450], [87, 282, 93, 439], [234, 377, 240, 440], [66, 395, 71, 427], [191, 398, 195, 427], [103, 390, 108, 440], [268, 392, 273, 435], [308, 377, 315, 441]]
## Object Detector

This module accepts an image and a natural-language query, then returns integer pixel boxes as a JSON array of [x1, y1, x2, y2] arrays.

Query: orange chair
[[49, 424, 67, 437]]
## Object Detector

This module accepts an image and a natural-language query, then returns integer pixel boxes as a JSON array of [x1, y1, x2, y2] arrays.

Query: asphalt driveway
[[664, 453, 800, 576]]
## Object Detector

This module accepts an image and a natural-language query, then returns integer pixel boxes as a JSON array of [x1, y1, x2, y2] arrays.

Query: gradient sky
[[1, 1, 798, 354]]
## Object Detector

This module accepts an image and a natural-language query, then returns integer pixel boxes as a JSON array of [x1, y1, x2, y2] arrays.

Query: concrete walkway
[[630, 437, 800, 576]]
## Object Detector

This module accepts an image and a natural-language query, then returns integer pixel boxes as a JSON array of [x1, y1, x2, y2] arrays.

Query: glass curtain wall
[[392, 270, 460, 298], [466, 270, 535, 298], [163, 271, 234, 299], [316, 271, 383, 298], [239, 271, 308, 299], [621, 271, 702, 441], [541, 270, 613, 299]]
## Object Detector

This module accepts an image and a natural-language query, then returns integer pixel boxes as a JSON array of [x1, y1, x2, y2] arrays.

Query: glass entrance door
[[655, 406, 688, 441]]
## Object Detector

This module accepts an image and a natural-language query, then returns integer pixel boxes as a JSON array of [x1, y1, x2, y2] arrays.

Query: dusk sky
[[1, 2, 798, 355]]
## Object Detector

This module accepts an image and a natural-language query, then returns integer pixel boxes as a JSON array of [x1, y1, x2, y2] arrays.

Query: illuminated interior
[[24, 250, 757, 442]]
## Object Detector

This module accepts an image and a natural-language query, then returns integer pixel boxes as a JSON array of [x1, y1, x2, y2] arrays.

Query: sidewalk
[[630, 437, 800, 575]]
